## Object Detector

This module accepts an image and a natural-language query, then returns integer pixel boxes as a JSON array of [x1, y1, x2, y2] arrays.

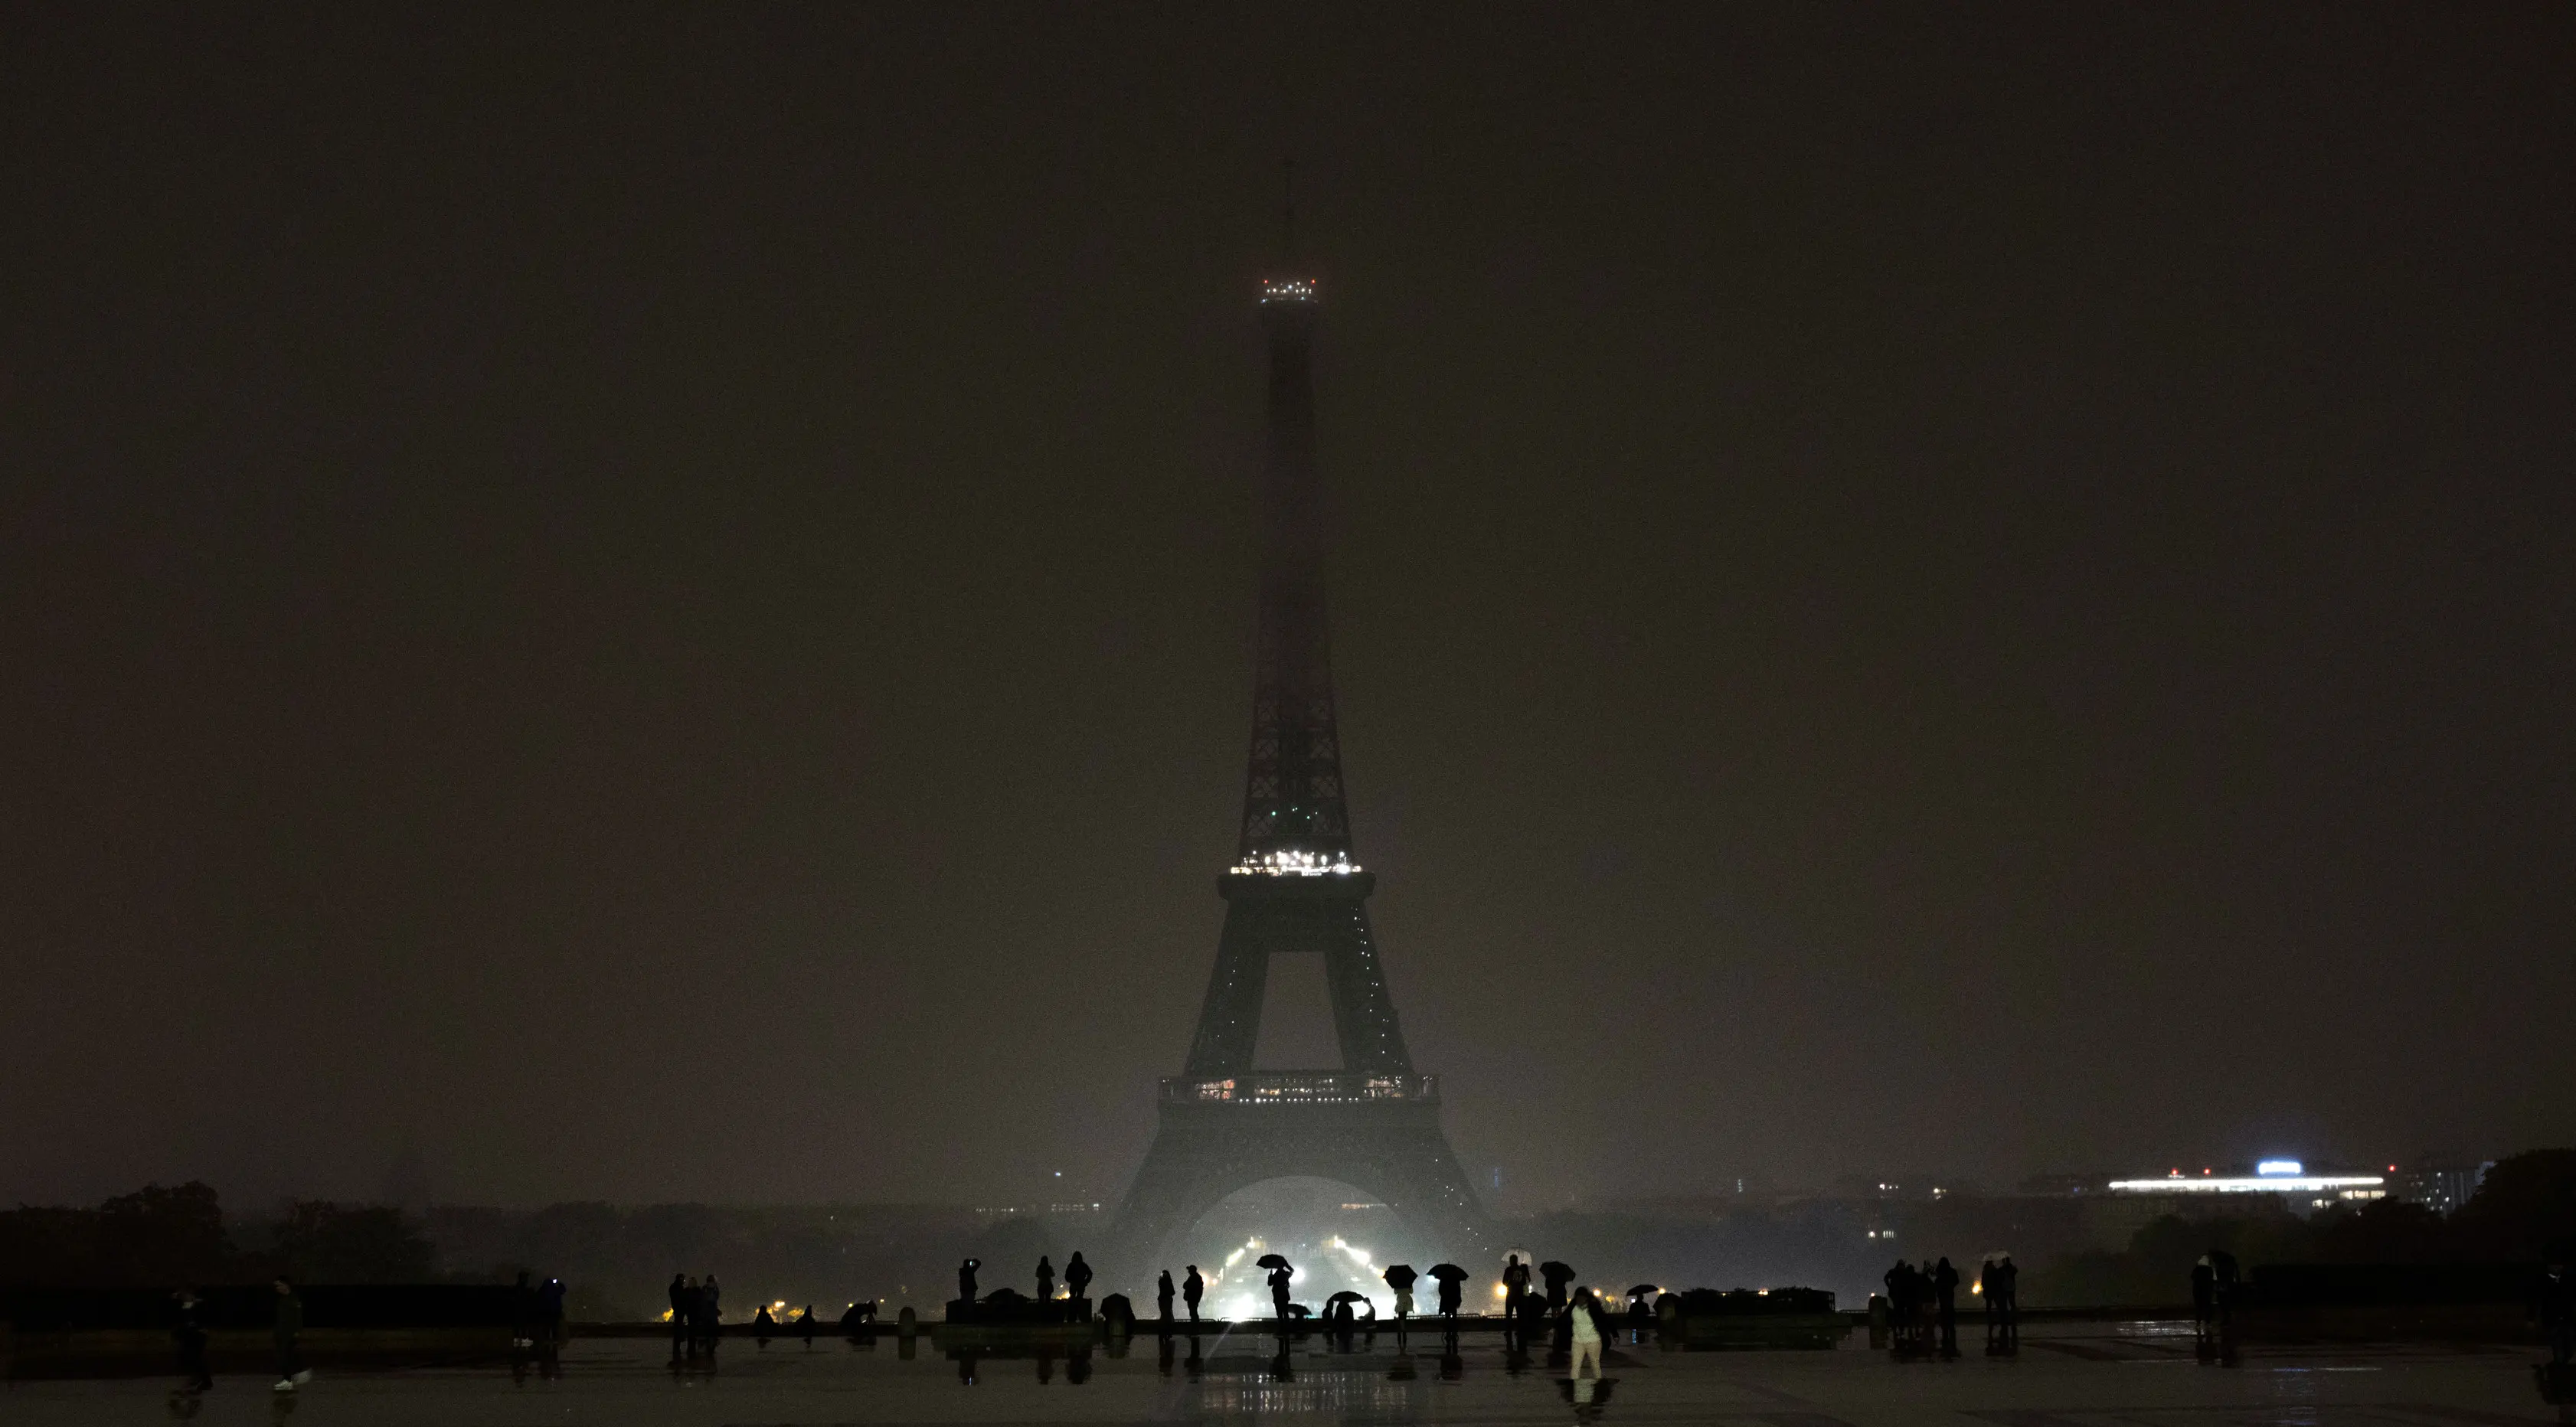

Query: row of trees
[[2028, 1149, 2576, 1305], [0, 1181, 435, 1287], [8, 1151, 2568, 1307]]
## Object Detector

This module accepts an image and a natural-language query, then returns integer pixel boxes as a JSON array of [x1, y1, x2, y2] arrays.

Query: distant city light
[[1230, 848, 1361, 877], [2110, 1171, 2381, 1195], [2257, 1160, 2303, 1177]]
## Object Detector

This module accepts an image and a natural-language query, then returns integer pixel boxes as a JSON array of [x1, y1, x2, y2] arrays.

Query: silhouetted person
[[2192, 1256, 2217, 1330], [1933, 1257, 1960, 1354], [958, 1257, 980, 1304], [1157, 1269, 1175, 1321], [1036, 1255, 1055, 1302], [1437, 1273, 1463, 1321], [538, 1276, 567, 1349], [2542, 1259, 2574, 1367], [1882, 1259, 1912, 1347], [1542, 1261, 1575, 1314], [701, 1274, 723, 1350], [512, 1269, 535, 1349], [1064, 1252, 1092, 1307], [1183, 1265, 1204, 1322], [273, 1276, 308, 1391], [796, 1305, 816, 1343], [1502, 1255, 1531, 1330], [669, 1275, 692, 1358], [172, 1287, 213, 1393], [1978, 1259, 1998, 1342], [1992, 1254, 2019, 1342], [754, 1304, 777, 1337], [1268, 1263, 1294, 1324], [2208, 1250, 2239, 1327]]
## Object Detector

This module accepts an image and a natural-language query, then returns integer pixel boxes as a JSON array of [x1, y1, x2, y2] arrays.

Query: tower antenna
[[1280, 158, 1296, 263]]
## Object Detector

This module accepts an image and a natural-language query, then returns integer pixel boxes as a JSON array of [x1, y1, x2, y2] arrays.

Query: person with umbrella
[[1257, 1252, 1295, 1324], [1626, 1285, 1657, 1334], [1540, 1261, 1576, 1314], [1325, 1291, 1373, 1334], [1382, 1263, 1418, 1322], [1427, 1263, 1470, 1321]]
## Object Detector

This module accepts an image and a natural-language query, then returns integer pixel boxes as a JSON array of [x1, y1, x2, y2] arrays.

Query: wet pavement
[[5, 1320, 2561, 1425]]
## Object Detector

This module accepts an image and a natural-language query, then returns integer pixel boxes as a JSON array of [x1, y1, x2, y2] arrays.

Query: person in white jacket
[[1566, 1287, 1610, 1379]]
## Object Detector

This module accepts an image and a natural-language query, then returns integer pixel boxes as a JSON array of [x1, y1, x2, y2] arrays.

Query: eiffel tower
[[1104, 263, 1496, 1288]]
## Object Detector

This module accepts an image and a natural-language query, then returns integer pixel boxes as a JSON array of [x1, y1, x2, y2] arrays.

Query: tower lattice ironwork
[[1103, 269, 1494, 1290]]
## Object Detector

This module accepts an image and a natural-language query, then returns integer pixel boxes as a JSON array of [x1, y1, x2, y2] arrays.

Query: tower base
[[1103, 1082, 1495, 1294]]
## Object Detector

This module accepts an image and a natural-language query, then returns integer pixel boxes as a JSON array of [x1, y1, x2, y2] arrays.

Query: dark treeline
[[2030, 1150, 2576, 1305], [0, 1184, 971, 1321], [0, 1182, 433, 1287], [423, 1201, 977, 1320], [8, 1151, 2566, 1317]]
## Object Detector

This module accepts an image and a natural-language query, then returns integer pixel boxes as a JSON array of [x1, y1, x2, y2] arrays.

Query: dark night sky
[[4, 5, 2571, 1211]]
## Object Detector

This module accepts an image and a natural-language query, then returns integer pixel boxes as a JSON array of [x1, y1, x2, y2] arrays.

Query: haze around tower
[[1, 5, 2570, 1213]]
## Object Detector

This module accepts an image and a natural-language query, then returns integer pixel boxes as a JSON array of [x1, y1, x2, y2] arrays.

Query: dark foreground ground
[[2, 1319, 2561, 1426]]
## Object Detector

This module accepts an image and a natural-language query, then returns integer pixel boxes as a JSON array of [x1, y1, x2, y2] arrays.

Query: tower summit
[[1103, 269, 1493, 1288], [1238, 273, 1348, 872]]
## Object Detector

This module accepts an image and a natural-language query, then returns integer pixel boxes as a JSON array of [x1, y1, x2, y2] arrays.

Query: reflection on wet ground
[[7, 1320, 2562, 1425]]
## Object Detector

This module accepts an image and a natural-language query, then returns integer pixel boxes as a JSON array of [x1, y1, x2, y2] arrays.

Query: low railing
[[1159, 1073, 1438, 1105]]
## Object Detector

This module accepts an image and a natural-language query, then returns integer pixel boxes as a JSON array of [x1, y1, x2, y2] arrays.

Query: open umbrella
[[1427, 1263, 1469, 1282], [1325, 1290, 1371, 1305], [1255, 1253, 1291, 1272], [1381, 1264, 1417, 1291], [1539, 1260, 1573, 1281]]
